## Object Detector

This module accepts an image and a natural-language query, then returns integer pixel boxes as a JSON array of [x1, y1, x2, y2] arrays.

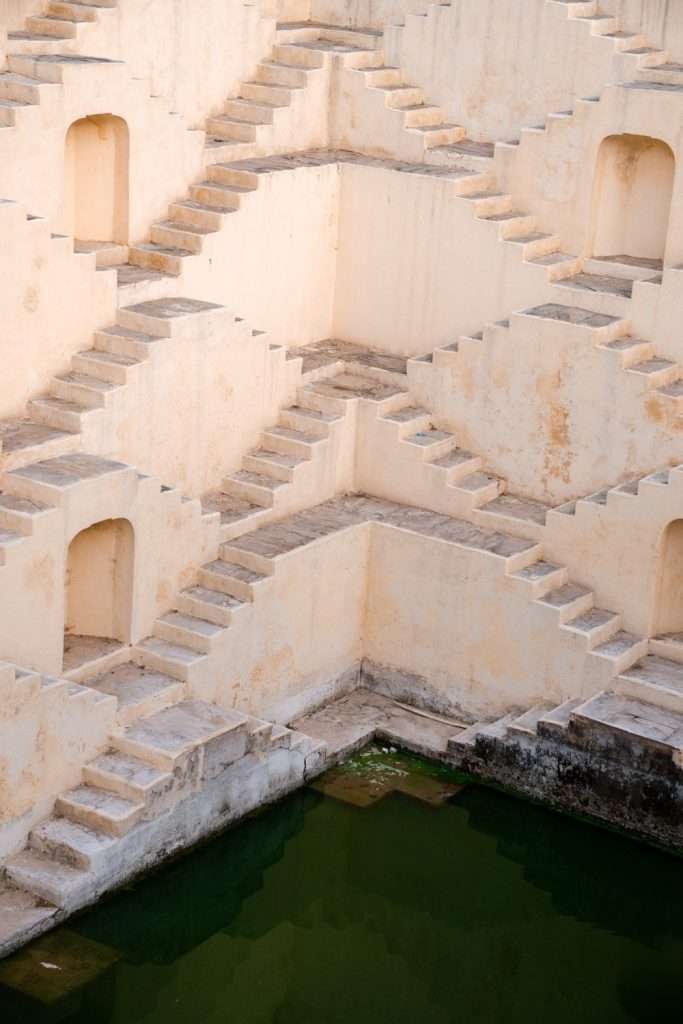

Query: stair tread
[[574, 691, 683, 746], [122, 699, 248, 757], [593, 631, 644, 658], [201, 490, 263, 524], [620, 655, 683, 692], [538, 582, 592, 607], [59, 785, 142, 818], [87, 662, 181, 709], [32, 816, 116, 855], [159, 611, 224, 636], [181, 585, 245, 610], [564, 607, 619, 632], [204, 559, 266, 583], [479, 493, 550, 524], [88, 751, 169, 790], [137, 636, 205, 664]]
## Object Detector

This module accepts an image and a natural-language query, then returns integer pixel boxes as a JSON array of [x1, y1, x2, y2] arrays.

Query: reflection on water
[[0, 745, 681, 1024]]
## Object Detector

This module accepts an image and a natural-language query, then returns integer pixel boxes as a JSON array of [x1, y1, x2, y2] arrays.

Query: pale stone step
[[241, 81, 293, 106], [403, 428, 457, 460], [199, 559, 266, 601], [189, 180, 246, 210], [447, 721, 481, 751], [27, 395, 87, 432], [627, 357, 679, 388], [150, 221, 211, 254], [617, 655, 683, 714], [429, 447, 482, 481], [128, 242, 189, 275], [507, 702, 554, 738], [114, 699, 249, 772], [536, 582, 594, 621], [561, 607, 621, 647], [51, 370, 117, 408], [570, 691, 683, 763], [155, 611, 225, 654], [30, 816, 117, 872], [537, 698, 585, 740], [509, 560, 568, 598], [86, 662, 184, 726], [590, 631, 648, 673], [72, 347, 142, 384], [56, 785, 144, 838], [84, 751, 173, 808], [0, 419, 79, 469], [223, 469, 286, 507], [0, 881, 57, 956], [177, 584, 244, 627], [5, 849, 90, 910], [201, 490, 267, 531], [207, 115, 259, 142], [279, 404, 339, 436], [452, 471, 503, 505], [256, 59, 309, 88], [135, 636, 208, 682], [243, 447, 306, 481], [262, 424, 324, 458]]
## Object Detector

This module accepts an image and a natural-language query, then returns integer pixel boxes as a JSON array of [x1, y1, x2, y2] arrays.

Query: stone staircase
[[1, 689, 325, 951], [7, 0, 118, 56], [0, 298, 230, 473], [448, 655, 683, 846], [121, 23, 380, 284]]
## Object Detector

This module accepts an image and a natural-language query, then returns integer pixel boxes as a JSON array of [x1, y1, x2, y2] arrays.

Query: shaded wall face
[[64, 115, 129, 243], [65, 518, 134, 644], [591, 134, 675, 261], [655, 519, 683, 636]]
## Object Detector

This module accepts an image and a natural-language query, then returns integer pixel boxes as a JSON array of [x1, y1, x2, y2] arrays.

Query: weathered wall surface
[[333, 163, 546, 355], [0, 202, 116, 420]]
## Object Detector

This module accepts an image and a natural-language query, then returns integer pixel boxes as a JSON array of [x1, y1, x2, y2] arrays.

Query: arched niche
[[65, 518, 135, 649], [64, 114, 130, 244], [590, 133, 675, 264], [653, 518, 683, 637]]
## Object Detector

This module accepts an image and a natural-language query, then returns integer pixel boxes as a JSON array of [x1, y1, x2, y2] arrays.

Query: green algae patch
[[311, 743, 468, 808]]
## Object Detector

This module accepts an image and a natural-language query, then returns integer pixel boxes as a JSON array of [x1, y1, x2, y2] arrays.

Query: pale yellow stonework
[[0, 0, 682, 950]]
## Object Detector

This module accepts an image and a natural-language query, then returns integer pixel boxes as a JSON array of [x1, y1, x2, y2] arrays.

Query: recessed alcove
[[64, 114, 130, 247], [63, 518, 134, 674], [590, 133, 674, 265]]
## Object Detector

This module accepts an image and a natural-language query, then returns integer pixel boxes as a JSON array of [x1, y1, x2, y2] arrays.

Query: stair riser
[[188, 185, 241, 212], [256, 62, 308, 88], [241, 82, 292, 106], [48, 2, 99, 21], [175, 593, 235, 627], [419, 126, 464, 149], [50, 379, 108, 409], [150, 225, 205, 254], [128, 246, 184, 275], [539, 593, 595, 625], [403, 106, 445, 128], [278, 410, 331, 437], [223, 100, 275, 125], [242, 454, 295, 482], [169, 203, 225, 231], [93, 331, 156, 360], [562, 616, 622, 650], [219, 545, 272, 576], [222, 478, 276, 508], [71, 355, 133, 385], [260, 431, 318, 459], [153, 620, 217, 655], [207, 117, 258, 142], [272, 44, 326, 69], [615, 678, 683, 716], [27, 16, 77, 37], [198, 569, 255, 603], [384, 87, 424, 109], [208, 165, 260, 189], [26, 399, 83, 432]]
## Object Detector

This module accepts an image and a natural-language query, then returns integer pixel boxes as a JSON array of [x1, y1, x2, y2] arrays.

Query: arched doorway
[[64, 519, 134, 663], [653, 519, 683, 637], [64, 115, 129, 244], [590, 134, 675, 263]]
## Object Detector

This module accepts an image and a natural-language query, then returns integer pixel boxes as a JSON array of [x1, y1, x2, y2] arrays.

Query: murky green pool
[[1, 746, 682, 1023]]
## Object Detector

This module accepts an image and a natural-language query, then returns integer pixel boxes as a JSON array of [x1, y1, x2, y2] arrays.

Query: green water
[[1, 748, 682, 1024]]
